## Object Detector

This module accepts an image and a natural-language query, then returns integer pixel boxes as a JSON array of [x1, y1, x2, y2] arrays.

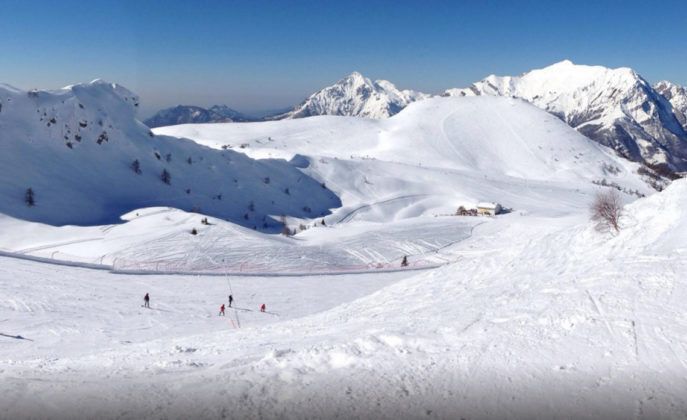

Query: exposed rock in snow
[[654, 80, 687, 131], [273, 72, 430, 119], [144, 104, 253, 128], [445, 60, 687, 171], [0, 81, 340, 227]]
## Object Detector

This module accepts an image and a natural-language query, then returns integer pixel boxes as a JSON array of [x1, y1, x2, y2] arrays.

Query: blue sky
[[1, 0, 685, 116]]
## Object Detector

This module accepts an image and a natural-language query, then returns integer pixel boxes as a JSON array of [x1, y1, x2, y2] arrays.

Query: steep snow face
[[274, 72, 430, 119], [655, 80, 687, 130], [446, 60, 687, 170], [143, 104, 251, 128], [0, 81, 340, 227]]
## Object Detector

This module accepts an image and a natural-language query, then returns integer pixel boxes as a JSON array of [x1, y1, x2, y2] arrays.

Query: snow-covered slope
[[1, 95, 653, 271], [445, 60, 687, 171], [161, 95, 649, 211], [655, 80, 687, 130], [0, 81, 340, 227], [143, 104, 252, 128], [273, 72, 430, 119], [4, 81, 687, 418], [2, 179, 686, 419]]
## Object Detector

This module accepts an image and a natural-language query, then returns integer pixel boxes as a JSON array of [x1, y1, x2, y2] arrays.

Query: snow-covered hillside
[[445, 60, 687, 171], [0, 81, 339, 227], [161, 95, 650, 211], [3, 78, 687, 418], [0, 94, 652, 273], [273, 72, 430, 119], [144, 104, 253, 128], [655, 80, 687, 130], [1, 178, 686, 419]]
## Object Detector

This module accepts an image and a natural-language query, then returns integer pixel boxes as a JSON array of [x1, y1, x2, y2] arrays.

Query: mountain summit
[[274, 72, 430, 119], [445, 60, 687, 171]]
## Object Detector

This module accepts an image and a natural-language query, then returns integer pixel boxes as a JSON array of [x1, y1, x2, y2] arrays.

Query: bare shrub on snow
[[591, 189, 623, 232]]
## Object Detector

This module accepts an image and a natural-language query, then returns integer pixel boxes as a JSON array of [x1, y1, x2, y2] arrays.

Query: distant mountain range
[[144, 104, 256, 128], [145, 62, 687, 171]]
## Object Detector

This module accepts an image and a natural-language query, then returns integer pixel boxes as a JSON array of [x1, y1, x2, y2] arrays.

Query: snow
[[2, 80, 687, 418], [2, 179, 687, 417], [655, 80, 687, 131], [273, 72, 430, 119], [0, 81, 339, 229], [445, 60, 687, 170]]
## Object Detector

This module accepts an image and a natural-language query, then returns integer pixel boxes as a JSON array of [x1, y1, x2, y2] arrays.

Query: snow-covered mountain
[[0, 80, 339, 227], [273, 72, 430, 119], [654, 80, 687, 130], [144, 104, 253, 128], [445, 60, 687, 171]]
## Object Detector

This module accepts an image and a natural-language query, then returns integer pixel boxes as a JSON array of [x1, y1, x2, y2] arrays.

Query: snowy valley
[[1, 74, 687, 419]]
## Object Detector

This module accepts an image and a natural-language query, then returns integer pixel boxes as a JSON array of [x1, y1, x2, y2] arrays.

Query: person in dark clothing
[[228, 294, 233, 308], [260, 303, 266, 313], [143, 293, 150, 308], [219, 304, 225, 316]]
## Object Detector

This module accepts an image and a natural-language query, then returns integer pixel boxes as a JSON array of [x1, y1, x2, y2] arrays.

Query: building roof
[[477, 202, 500, 209]]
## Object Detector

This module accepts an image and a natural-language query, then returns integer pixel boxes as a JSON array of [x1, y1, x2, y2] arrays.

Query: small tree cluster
[[590, 189, 623, 232]]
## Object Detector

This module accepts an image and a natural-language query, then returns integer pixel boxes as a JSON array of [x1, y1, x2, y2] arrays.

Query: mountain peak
[[550, 59, 575, 67], [273, 73, 429, 120], [445, 61, 687, 170]]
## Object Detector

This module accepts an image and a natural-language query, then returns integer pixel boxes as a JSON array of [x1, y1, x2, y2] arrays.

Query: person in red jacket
[[260, 303, 266, 313], [219, 304, 225, 316]]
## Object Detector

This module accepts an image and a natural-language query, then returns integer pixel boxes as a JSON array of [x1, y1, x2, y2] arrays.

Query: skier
[[401, 255, 408, 267], [260, 303, 266, 313], [219, 304, 225, 316], [143, 293, 150, 308], [228, 294, 233, 308]]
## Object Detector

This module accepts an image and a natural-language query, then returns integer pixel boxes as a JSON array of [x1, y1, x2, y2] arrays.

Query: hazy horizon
[[2, 0, 686, 117]]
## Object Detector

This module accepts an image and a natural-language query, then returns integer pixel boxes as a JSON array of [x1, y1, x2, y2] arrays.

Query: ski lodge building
[[477, 202, 502, 216]]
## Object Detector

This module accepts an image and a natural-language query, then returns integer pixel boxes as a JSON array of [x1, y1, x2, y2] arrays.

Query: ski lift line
[[217, 255, 241, 329]]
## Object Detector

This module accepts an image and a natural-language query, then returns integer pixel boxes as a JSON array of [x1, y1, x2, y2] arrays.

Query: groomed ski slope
[[1, 179, 686, 419]]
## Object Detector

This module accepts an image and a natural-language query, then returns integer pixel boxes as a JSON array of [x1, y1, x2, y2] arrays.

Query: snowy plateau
[[1, 73, 687, 420]]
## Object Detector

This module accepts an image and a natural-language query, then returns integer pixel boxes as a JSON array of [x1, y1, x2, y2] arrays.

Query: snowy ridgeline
[[0, 81, 339, 229], [445, 60, 687, 171], [146, 61, 687, 173]]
